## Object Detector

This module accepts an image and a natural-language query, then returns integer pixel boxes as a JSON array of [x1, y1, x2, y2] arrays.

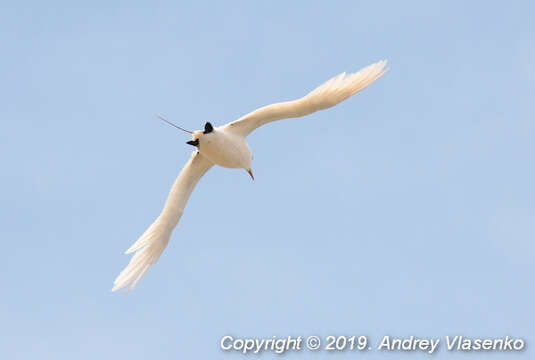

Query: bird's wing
[[222, 60, 388, 137], [112, 151, 213, 292]]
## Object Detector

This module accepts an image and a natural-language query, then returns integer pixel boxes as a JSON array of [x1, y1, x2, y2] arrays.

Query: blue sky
[[1, 1, 534, 359]]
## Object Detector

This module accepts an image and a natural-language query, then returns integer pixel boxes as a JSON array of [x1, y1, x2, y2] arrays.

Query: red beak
[[247, 169, 254, 181]]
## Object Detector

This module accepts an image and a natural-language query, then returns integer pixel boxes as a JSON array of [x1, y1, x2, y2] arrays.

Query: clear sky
[[1, 1, 534, 359]]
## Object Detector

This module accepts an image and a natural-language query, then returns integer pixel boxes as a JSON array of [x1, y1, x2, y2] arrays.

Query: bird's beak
[[247, 169, 254, 181], [186, 139, 199, 147]]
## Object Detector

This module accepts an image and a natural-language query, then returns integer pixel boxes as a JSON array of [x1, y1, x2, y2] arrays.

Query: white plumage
[[112, 60, 388, 292]]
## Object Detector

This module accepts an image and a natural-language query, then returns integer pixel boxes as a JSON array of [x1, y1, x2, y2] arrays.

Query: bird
[[112, 60, 388, 292]]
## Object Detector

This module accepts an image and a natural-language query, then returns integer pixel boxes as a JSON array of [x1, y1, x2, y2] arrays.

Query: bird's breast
[[198, 130, 251, 169]]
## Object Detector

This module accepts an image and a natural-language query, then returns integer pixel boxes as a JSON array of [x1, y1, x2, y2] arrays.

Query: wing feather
[[223, 60, 387, 136], [112, 151, 213, 292]]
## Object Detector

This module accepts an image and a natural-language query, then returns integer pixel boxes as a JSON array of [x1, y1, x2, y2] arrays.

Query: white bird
[[112, 60, 388, 292]]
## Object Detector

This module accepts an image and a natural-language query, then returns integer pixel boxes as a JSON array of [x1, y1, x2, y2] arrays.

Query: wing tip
[[112, 224, 171, 293]]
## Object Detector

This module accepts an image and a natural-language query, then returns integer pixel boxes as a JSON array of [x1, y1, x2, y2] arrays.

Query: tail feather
[[112, 218, 172, 292]]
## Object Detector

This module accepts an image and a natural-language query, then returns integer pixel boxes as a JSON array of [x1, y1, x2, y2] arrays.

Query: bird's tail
[[112, 217, 172, 292]]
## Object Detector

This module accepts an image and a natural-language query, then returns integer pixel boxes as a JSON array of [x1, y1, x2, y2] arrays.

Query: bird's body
[[193, 127, 252, 170], [113, 60, 388, 292]]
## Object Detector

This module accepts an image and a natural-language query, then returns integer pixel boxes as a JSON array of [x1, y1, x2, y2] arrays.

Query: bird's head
[[186, 122, 213, 148]]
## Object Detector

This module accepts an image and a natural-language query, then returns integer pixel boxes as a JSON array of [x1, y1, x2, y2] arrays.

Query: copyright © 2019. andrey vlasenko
[[220, 335, 525, 355]]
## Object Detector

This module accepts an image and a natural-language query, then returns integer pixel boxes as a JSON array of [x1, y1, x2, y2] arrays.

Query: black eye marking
[[203, 122, 213, 134], [186, 139, 199, 147]]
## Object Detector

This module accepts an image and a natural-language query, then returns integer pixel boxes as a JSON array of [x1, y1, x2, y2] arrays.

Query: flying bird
[[112, 60, 388, 292]]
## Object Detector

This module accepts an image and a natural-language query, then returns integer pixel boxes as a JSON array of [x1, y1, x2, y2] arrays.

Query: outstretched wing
[[223, 60, 388, 137], [112, 151, 213, 292]]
